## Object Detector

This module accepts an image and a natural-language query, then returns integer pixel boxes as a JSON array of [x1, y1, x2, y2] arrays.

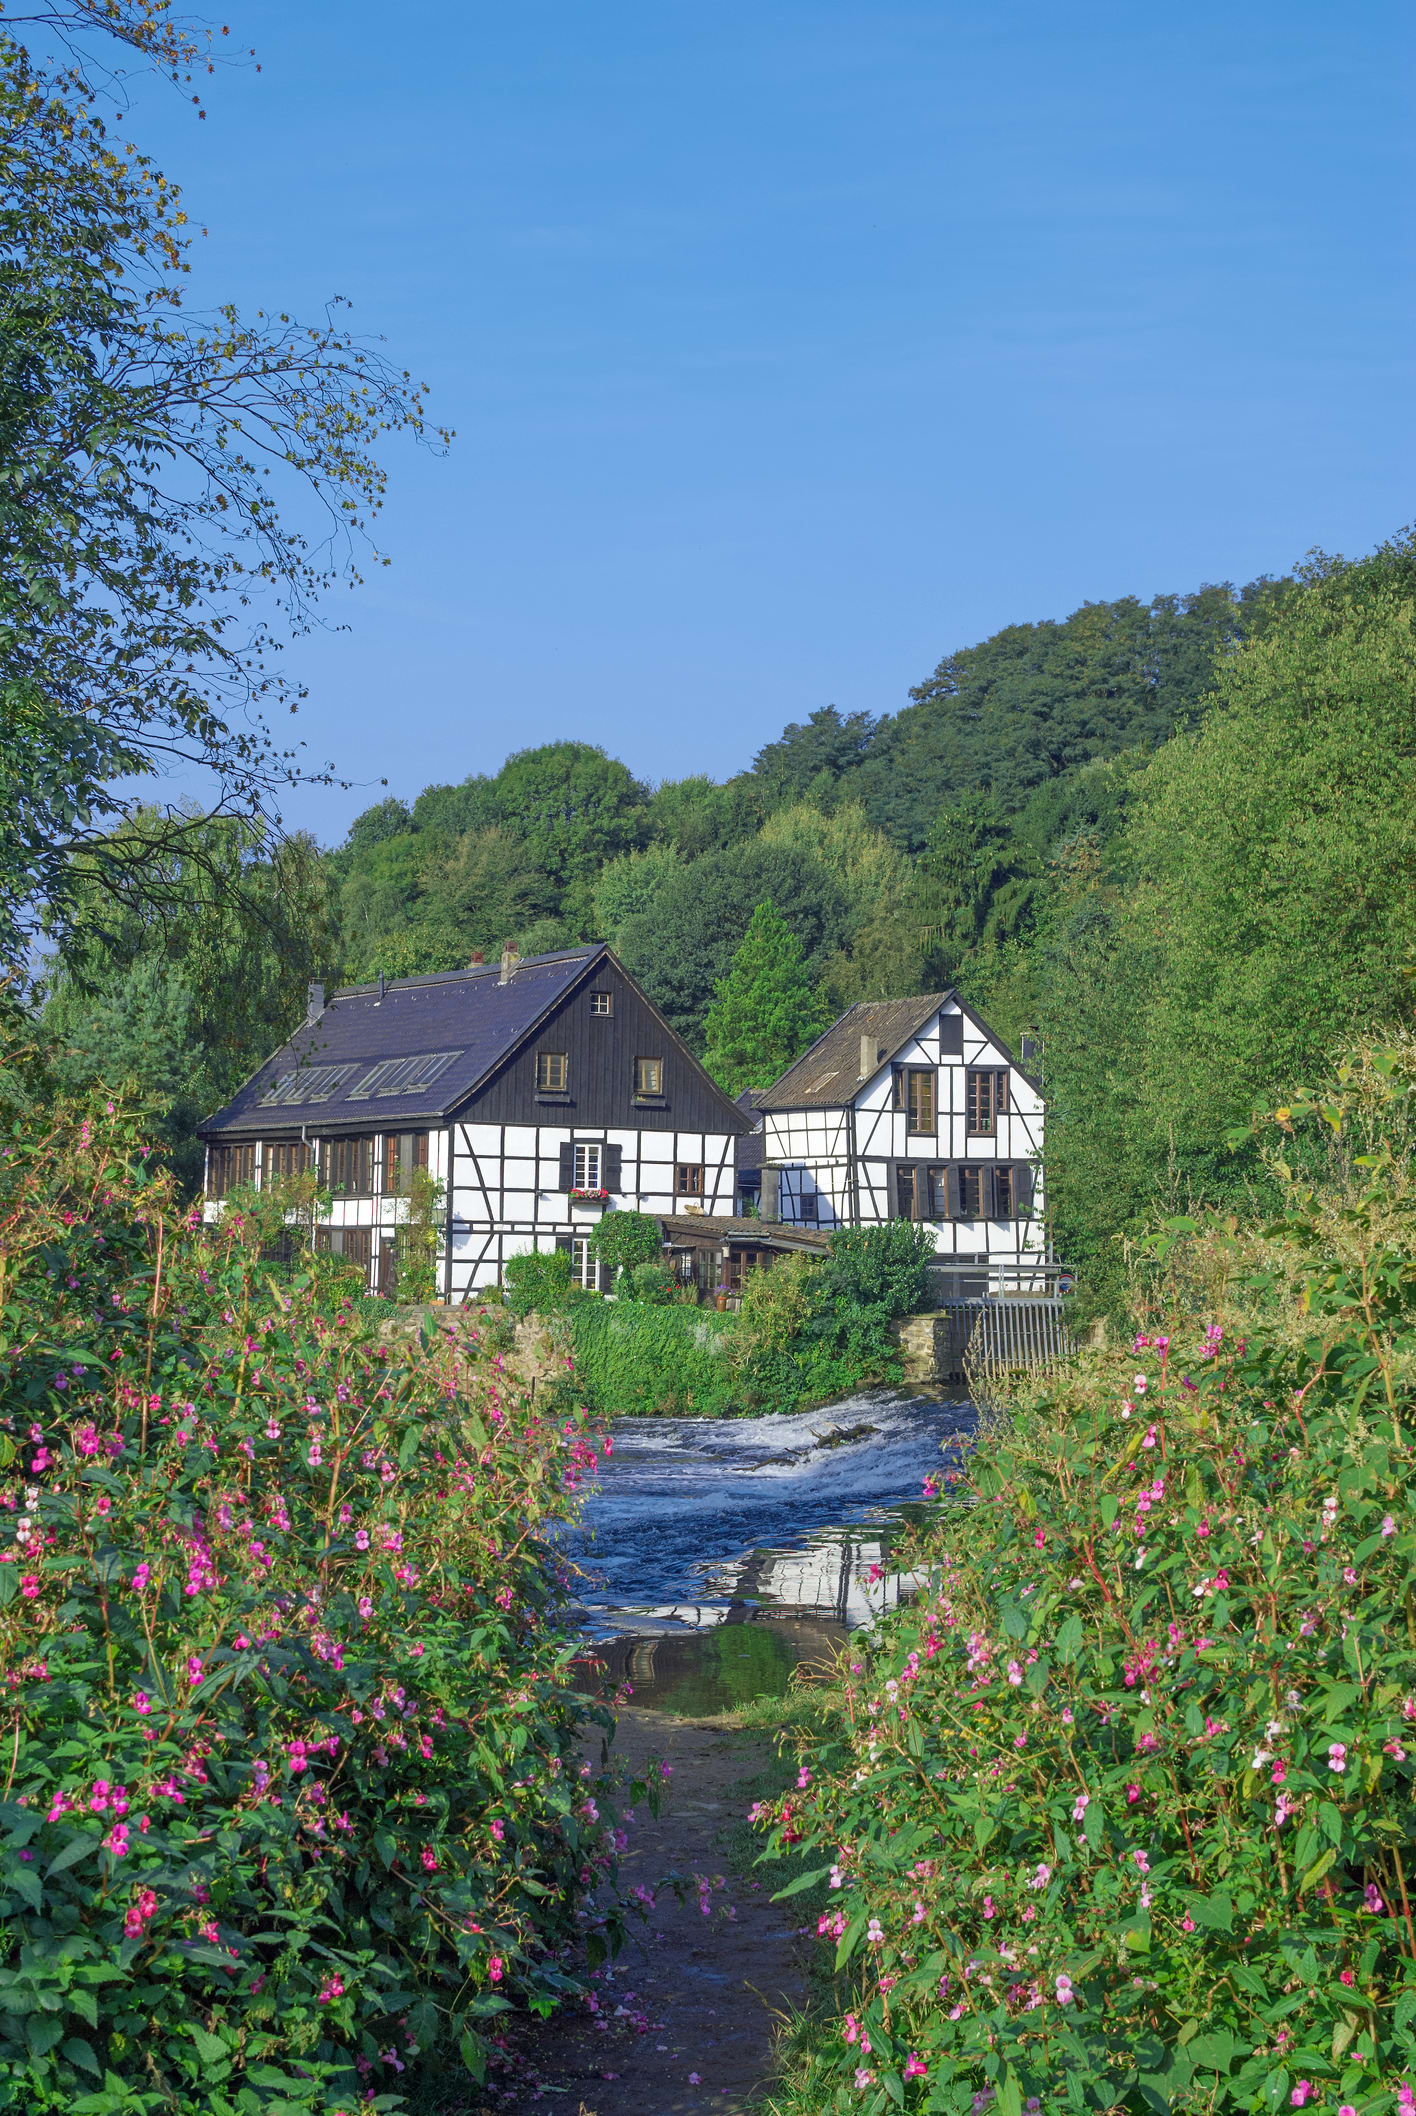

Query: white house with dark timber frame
[[197, 944, 751, 1299], [755, 992, 1047, 1284]]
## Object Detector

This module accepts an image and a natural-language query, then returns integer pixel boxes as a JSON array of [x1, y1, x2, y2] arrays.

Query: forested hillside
[[43, 536, 1416, 1303]]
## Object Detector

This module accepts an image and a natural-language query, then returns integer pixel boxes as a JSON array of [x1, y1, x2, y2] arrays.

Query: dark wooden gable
[[454, 956, 747, 1133]]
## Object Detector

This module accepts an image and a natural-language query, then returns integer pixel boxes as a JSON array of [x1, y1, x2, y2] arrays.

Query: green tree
[[0, 34, 438, 970], [43, 812, 335, 1189], [644, 773, 761, 856], [591, 843, 686, 950], [751, 705, 877, 809], [702, 899, 828, 1095], [1032, 540, 1416, 1305], [619, 844, 849, 1046], [853, 579, 1293, 850]]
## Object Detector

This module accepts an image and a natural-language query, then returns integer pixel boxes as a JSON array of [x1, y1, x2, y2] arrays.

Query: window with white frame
[[570, 1236, 600, 1290], [573, 1142, 603, 1190]]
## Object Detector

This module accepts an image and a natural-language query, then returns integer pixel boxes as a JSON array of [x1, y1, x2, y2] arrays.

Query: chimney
[[860, 1031, 882, 1080], [499, 940, 519, 985], [306, 981, 325, 1023], [468, 950, 485, 967]]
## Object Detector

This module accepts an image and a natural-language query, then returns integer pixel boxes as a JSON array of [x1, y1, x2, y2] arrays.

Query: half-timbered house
[[198, 943, 750, 1299], [755, 992, 1047, 1284]]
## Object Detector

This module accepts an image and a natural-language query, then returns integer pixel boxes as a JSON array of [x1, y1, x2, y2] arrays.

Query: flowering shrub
[[757, 1050, 1416, 2114], [0, 1068, 637, 2113]]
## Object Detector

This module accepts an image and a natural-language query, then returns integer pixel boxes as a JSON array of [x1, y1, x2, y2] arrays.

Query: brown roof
[[756, 996, 952, 1112], [658, 1215, 830, 1251]]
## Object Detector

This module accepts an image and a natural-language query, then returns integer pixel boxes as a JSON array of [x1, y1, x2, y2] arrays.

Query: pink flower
[[1290, 2085, 1312, 2108], [1054, 1973, 1075, 2005], [19, 1575, 39, 1600], [317, 1974, 345, 2004], [1364, 1882, 1385, 1914], [489, 1820, 505, 1842], [488, 1955, 504, 1983], [420, 1847, 439, 1871], [1072, 1792, 1090, 1822], [104, 1822, 129, 1857], [904, 2054, 928, 2078], [1382, 1516, 1397, 1537], [1328, 1743, 1348, 1773], [132, 1692, 151, 1714], [1132, 1850, 1150, 1874], [688, 2075, 701, 2087]]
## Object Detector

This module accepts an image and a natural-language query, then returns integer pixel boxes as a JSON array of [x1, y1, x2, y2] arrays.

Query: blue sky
[[123, 2, 1415, 844]]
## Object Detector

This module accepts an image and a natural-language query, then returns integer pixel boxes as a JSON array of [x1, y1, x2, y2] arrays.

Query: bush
[[755, 1046, 1416, 2114], [503, 1244, 574, 1317], [0, 1066, 639, 2115], [587, 1210, 664, 1286], [623, 1260, 678, 1305], [569, 1304, 737, 1416]]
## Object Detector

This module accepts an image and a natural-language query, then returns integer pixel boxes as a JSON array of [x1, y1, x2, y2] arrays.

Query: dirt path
[[509, 1709, 809, 2116]]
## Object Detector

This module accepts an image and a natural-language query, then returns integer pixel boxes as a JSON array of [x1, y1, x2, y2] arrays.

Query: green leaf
[[1055, 1614, 1084, 1662], [62, 2037, 101, 2075], [772, 1866, 833, 1900], [1300, 1847, 1337, 1892], [190, 2026, 228, 2064], [46, 1833, 98, 1878]]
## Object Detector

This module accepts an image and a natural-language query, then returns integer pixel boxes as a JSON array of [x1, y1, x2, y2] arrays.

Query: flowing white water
[[567, 1390, 974, 1643]]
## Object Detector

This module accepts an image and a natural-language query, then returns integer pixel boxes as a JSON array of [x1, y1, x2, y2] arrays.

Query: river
[[566, 1389, 974, 1713]]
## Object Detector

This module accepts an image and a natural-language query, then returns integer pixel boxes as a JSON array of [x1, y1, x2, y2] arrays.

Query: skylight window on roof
[[258, 1063, 361, 1107], [348, 1050, 460, 1099]]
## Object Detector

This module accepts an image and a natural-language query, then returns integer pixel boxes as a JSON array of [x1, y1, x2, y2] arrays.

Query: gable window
[[536, 1051, 569, 1094], [675, 1162, 704, 1197], [966, 1069, 1009, 1135], [573, 1142, 603, 1191], [634, 1056, 664, 1098], [321, 1136, 376, 1196], [383, 1131, 430, 1191], [905, 1068, 936, 1134], [590, 990, 613, 1015]]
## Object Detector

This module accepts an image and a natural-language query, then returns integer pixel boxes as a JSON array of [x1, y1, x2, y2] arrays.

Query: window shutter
[[557, 1143, 574, 1191], [893, 1163, 913, 1220], [982, 1167, 1000, 1219], [947, 1164, 965, 1219], [891, 1066, 905, 1111], [604, 1143, 623, 1194], [938, 1013, 963, 1056], [554, 1233, 573, 1255], [1012, 1161, 1035, 1217]]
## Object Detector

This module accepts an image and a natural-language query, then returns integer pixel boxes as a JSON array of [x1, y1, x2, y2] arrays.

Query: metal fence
[[930, 1297, 1076, 1391]]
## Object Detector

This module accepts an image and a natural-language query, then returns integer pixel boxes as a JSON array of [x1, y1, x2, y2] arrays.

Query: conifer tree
[[702, 899, 827, 1095]]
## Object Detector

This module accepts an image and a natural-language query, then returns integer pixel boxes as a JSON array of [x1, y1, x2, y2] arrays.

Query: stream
[[567, 1389, 975, 1714]]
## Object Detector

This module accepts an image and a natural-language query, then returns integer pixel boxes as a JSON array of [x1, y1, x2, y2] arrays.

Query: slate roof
[[756, 996, 953, 1112], [199, 946, 609, 1140]]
